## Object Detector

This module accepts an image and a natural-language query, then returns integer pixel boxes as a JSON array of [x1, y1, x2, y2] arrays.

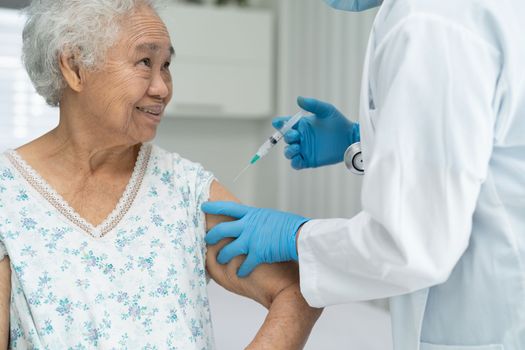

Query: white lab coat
[[298, 0, 525, 348]]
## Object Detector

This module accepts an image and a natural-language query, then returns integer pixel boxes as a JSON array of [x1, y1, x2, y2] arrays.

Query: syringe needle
[[233, 163, 251, 183], [233, 111, 304, 183]]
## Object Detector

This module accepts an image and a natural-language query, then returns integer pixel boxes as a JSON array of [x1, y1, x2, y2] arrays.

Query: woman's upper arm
[[205, 180, 299, 308], [0, 257, 11, 349]]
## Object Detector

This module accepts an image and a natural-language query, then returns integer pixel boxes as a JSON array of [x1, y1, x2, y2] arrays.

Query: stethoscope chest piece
[[344, 142, 364, 175]]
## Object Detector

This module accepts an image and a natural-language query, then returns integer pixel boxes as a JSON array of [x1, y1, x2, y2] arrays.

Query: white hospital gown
[[0, 143, 216, 349]]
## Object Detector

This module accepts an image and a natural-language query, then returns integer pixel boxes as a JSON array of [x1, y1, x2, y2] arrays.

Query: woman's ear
[[59, 50, 85, 92]]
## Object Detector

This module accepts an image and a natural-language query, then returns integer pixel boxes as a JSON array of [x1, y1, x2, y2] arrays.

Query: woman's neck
[[17, 123, 140, 177]]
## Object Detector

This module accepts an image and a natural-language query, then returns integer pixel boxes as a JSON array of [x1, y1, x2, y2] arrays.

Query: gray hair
[[22, 0, 164, 106]]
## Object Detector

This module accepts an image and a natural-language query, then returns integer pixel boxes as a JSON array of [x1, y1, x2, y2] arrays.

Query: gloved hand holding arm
[[204, 182, 321, 349], [273, 96, 360, 170], [203, 201, 309, 277]]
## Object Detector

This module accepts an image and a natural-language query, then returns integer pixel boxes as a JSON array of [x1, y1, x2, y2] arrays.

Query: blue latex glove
[[202, 201, 309, 277], [273, 96, 360, 170]]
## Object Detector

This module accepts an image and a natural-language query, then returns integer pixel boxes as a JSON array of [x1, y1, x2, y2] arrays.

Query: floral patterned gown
[[0, 143, 215, 349]]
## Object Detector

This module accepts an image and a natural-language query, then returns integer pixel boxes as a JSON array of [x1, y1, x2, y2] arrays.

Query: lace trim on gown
[[5, 143, 152, 238]]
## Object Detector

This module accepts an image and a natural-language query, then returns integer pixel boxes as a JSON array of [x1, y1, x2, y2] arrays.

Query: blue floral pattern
[[0, 144, 215, 349]]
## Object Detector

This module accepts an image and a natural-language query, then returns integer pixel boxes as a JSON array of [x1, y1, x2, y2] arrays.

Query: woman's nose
[[148, 72, 170, 99]]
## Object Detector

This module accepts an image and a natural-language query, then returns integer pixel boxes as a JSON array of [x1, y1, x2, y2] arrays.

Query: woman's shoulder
[[148, 143, 214, 184]]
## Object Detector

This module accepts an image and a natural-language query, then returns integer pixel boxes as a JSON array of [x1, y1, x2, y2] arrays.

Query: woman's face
[[80, 5, 173, 144]]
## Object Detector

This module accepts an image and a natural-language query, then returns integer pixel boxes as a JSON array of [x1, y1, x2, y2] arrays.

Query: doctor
[[203, 0, 525, 348]]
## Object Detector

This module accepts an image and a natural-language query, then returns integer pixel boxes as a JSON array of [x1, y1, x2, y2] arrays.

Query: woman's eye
[[163, 61, 171, 69], [139, 58, 151, 67]]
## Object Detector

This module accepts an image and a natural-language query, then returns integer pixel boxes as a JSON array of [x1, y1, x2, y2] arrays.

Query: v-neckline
[[5, 143, 152, 239]]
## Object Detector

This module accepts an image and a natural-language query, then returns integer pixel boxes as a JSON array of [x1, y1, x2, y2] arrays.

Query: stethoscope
[[344, 142, 364, 175]]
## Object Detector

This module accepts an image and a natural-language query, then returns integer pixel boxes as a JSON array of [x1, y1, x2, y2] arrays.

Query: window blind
[[0, 8, 58, 152]]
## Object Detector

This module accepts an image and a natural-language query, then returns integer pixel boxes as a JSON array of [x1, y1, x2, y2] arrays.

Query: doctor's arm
[[0, 257, 10, 350], [296, 15, 501, 305], [205, 180, 322, 349]]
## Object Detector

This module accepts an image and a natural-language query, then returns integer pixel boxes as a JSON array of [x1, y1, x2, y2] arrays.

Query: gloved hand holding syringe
[[233, 111, 305, 182]]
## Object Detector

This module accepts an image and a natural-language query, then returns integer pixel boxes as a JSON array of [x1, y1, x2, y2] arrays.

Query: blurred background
[[0, 0, 392, 348]]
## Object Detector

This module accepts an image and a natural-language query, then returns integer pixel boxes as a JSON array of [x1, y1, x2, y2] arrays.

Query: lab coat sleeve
[[298, 15, 501, 307]]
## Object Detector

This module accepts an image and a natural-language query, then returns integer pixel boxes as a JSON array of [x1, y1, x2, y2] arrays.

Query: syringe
[[233, 111, 304, 183]]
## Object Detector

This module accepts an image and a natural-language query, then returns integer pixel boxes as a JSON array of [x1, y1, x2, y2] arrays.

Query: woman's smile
[[136, 104, 164, 123]]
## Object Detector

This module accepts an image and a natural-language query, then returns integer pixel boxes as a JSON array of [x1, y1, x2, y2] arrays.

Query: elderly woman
[[0, 1, 321, 349]]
